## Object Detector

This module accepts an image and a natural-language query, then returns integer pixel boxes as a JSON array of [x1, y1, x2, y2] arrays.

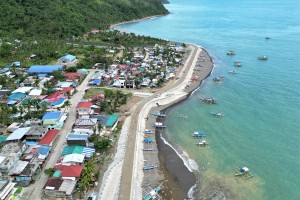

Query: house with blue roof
[[42, 112, 62, 126], [66, 133, 89, 147], [58, 54, 76, 64], [27, 65, 63, 74]]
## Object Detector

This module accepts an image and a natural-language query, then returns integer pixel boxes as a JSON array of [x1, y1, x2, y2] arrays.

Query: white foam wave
[[188, 184, 197, 200], [160, 134, 199, 172]]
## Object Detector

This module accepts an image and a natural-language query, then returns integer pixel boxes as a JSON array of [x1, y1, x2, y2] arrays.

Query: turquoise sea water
[[116, 0, 300, 199]]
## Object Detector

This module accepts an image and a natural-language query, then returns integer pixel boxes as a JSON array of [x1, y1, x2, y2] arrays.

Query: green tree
[[44, 168, 55, 176], [94, 139, 111, 152]]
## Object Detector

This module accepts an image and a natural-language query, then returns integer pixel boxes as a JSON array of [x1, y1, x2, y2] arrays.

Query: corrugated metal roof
[[67, 133, 89, 140], [6, 127, 31, 141], [62, 154, 84, 164], [61, 146, 84, 155], [106, 114, 119, 127], [75, 118, 97, 126], [38, 129, 59, 145], [38, 145, 51, 155], [53, 171, 61, 178], [42, 112, 61, 120], [27, 65, 63, 74]]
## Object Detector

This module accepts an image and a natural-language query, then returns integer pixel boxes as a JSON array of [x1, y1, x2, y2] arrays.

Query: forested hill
[[0, 0, 168, 39]]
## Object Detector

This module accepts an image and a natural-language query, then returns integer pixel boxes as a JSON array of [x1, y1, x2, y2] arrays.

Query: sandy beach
[[109, 14, 169, 30]]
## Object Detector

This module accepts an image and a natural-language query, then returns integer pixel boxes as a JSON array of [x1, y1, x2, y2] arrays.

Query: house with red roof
[[38, 130, 59, 146], [54, 164, 83, 180], [63, 72, 83, 82], [76, 102, 93, 118]]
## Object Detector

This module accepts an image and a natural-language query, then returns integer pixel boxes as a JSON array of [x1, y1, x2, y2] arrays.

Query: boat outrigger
[[233, 167, 254, 179], [258, 56, 268, 60], [234, 61, 242, 67], [210, 111, 224, 117], [196, 139, 208, 146], [192, 131, 206, 137], [201, 97, 217, 104]]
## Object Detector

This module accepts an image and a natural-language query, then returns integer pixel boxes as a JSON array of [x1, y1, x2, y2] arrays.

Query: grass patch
[[84, 88, 105, 99]]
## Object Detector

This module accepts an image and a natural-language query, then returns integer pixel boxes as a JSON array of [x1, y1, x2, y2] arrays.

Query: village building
[[66, 133, 89, 147], [76, 102, 93, 118]]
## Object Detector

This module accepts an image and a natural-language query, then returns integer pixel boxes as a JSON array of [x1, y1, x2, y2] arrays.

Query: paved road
[[22, 70, 95, 200]]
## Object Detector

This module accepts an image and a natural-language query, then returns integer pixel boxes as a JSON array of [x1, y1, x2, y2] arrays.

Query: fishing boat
[[196, 139, 208, 146], [265, 37, 271, 40], [210, 111, 224, 117], [213, 77, 222, 83], [142, 148, 156, 151], [258, 56, 268, 60], [201, 97, 217, 104], [144, 129, 153, 134], [234, 61, 242, 67], [177, 114, 188, 119], [233, 167, 254, 179], [228, 70, 237, 74], [144, 138, 153, 143], [143, 165, 158, 170], [153, 122, 166, 128], [143, 187, 161, 200], [227, 50, 236, 55], [150, 111, 166, 117], [192, 131, 206, 137]]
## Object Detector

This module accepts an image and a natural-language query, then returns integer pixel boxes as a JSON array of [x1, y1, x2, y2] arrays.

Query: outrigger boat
[[228, 70, 237, 74], [150, 111, 166, 117], [143, 187, 161, 200], [213, 77, 222, 84], [227, 50, 236, 56], [144, 129, 153, 134], [210, 111, 224, 117], [201, 97, 217, 104], [196, 139, 208, 146], [258, 56, 268, 60], [143, 165, 158, 170], [177, 114, 188, 119], [142, 148, 156, 151], [192, 131, 206, 137], [144, 138, 153, 143], [234, 61, 242, 67], [233, 167, 254, 179], [153, 122, 166, 128]]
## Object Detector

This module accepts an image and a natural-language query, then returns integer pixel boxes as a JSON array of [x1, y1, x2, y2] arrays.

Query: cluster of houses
[[88, 44, 185, 89], [42, 100, 119, 198], [0, 58, 119, 199]]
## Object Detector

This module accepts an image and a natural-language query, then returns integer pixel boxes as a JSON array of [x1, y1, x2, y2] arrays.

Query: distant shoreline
[[109, 14, 169, 30]]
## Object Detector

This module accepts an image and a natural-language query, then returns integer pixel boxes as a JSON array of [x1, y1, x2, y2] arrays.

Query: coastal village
[[0, 30, 191, 200]]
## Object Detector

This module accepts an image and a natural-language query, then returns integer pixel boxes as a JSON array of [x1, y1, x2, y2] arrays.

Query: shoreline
[[155, 48, 214, 199], [109, 14, 169, 30], [141, 46, 214, 199], [111, 15, 215, 199]]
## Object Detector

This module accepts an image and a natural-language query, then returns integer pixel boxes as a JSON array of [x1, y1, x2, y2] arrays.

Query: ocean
[[116, 0, 300, 199]]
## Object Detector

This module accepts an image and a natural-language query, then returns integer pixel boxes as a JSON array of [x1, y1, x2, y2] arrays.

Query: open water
[[116, 0, 300, 199]]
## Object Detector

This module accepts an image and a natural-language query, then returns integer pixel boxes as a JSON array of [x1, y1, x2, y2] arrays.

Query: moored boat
[[228, 70, 237, 74], [196, 139, 208, 146], [192, 131, 206, 137], [234, 61, 242, 67], [227, 50, 236, 55], [201, 97, 217, 104], [210, 111, 224, 117], [143, 165, 158, 170], [258, 56, 268, 60], [233, 167, 254, 179]]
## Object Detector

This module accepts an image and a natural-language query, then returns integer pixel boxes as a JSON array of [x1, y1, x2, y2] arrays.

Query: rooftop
[[76, 102, 92, 109], [42, 112, 61, 120], [38, 130, 59, 145]]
